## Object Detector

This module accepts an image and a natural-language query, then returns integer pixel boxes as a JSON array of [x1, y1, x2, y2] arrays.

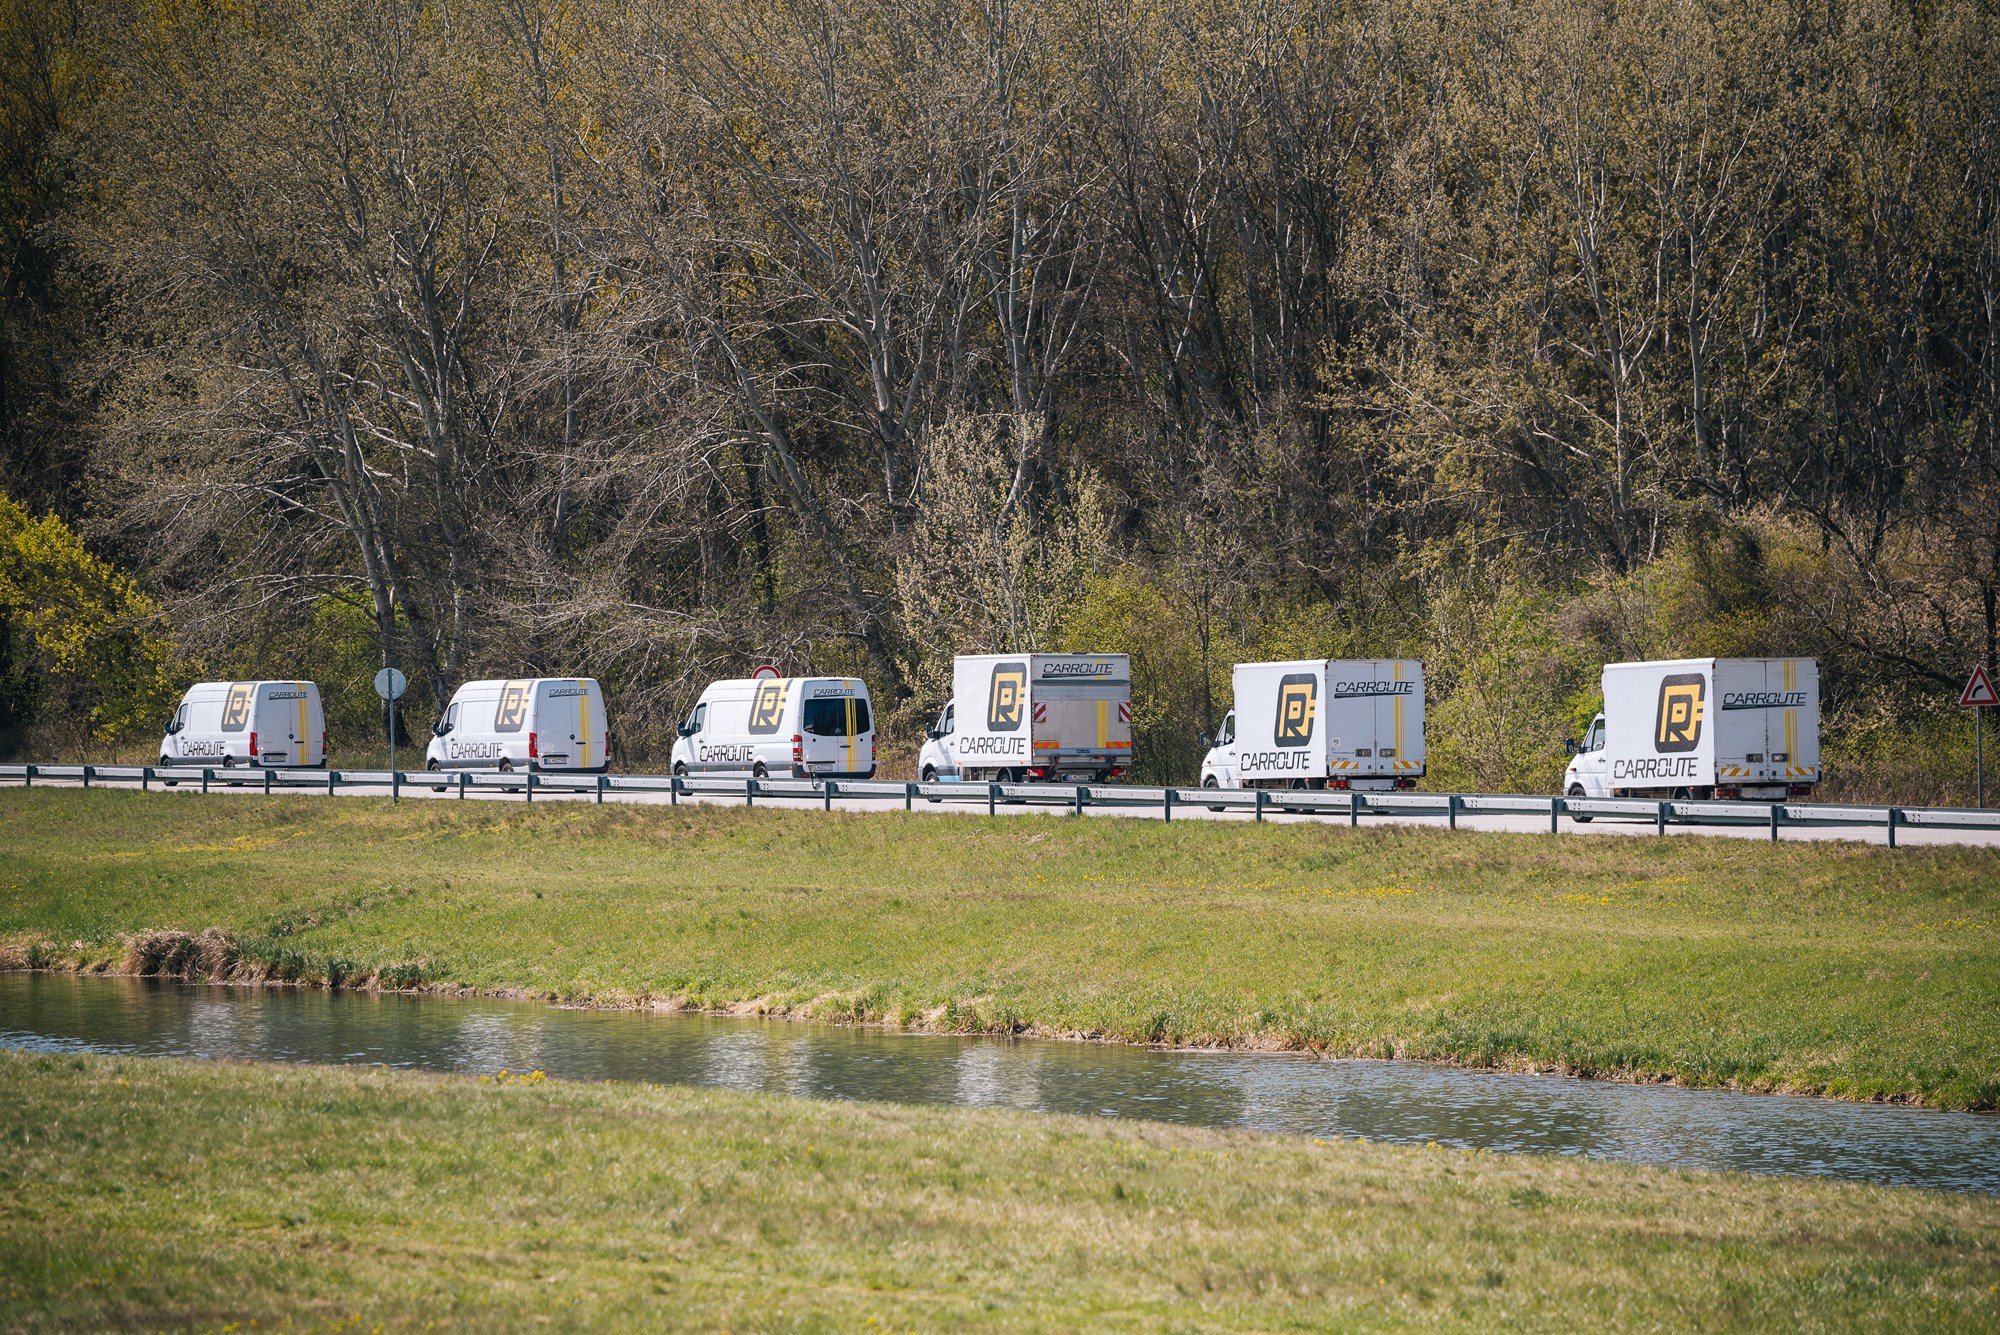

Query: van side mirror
[[678, 721, 694, 738], [163, 716, 179, 735], [1199, 733, 1213, 750], [925, 725, 940, 740], [432, 719, 449, 737], [1564, 738, 1579, 756]]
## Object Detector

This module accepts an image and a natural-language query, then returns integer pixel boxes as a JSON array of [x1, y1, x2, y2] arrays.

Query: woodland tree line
[[0, 0, 1996, 798]]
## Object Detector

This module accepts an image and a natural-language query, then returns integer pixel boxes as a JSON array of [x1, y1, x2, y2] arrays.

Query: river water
[[4, 972, 1995, 1195]]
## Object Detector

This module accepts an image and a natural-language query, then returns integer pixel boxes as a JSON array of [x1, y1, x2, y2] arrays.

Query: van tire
[[1203, 774, 1224, 812], [673, 762, 687, 778], [161, 756, 179, 787], [498, 757, 520, 793], [1567, 784, 1592, 823], [752, 762, 768, 780], [428, 760, 447, 793], [922, 765, 941, 802]]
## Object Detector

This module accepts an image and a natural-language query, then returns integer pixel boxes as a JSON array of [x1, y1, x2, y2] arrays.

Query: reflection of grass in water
[[2, 788, 1998, 1106], [4, 1049, 1998, 1332]]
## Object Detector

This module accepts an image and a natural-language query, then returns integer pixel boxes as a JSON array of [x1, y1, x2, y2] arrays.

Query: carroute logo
[[1274, 673, 1317, 748], [749, 680, 789, 735], [987, 663, 1028, 731], [1722, 691, 1808, 710], [1654, 674, 1706, 753], [220, 683, 254, 732], [494, 680, 532, 733]]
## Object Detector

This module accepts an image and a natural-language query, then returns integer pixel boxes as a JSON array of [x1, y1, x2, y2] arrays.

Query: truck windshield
[[802, 697, 869, 736]]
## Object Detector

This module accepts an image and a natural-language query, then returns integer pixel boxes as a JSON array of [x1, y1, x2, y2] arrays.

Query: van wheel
[[161, 756, 179, 787], [1203, 774, 1224, 812], [428, 760, 447, 793], [498, 757, 520, 793], [752, 762, 768, 780], [922, 765, 941, 802], [673, 761, 687, 778], [1567, 784, 1592, 823]]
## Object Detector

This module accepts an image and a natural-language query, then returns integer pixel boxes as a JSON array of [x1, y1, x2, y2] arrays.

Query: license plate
[[808, 761, 833, 773]]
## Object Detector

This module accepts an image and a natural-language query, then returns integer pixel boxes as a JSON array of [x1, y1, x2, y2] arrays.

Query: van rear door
[[255, 683, 314, 766], [798, 681, 870, 775], [535, 680, 588, 769]]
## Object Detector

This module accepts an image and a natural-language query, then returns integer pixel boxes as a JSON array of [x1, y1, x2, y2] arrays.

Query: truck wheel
[[1203, 774, 1224, 812], [1567, 784, 1592, 823], [428, 760, 447, 793], [161, 756, 179, 787], [922, 766, 941, 802]]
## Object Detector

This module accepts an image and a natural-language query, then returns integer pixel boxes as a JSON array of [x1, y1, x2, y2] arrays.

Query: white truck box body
[[670, 676, 875, 779], [1569, 657, 1819, 798], [427, 677, 609, 773], [161, 681, 326, 768], [919, 653, 1132, 782], [1200, 659, 1424, 789]]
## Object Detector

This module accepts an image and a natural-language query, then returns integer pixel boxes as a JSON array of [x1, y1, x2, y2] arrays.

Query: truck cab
[[1198, 710, 1238, 789], [1564, 712, 1611, 799]]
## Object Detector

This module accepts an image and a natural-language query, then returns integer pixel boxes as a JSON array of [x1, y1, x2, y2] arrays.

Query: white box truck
[[671, 675, 875, 779], [426, 677, 610, 776], [1564, 657, 1819, 801], [918, 653, 1132, 784], [1199, 659, 1424, 791], [159, 680, 327, 769]]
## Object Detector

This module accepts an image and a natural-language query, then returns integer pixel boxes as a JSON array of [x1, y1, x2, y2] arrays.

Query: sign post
[[374, 667, 409, 802], [1961, 666, 2000, 808]]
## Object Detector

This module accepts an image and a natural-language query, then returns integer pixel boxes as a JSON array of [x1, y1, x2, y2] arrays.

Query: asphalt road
[[14, 768, 1999, 850]]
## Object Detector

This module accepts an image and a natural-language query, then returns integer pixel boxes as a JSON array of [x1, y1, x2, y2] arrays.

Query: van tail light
[[792, 734, 803, 764], [529, 731, 539, 759], [322, 730, 329, 756], [249, 730, 258, 758]]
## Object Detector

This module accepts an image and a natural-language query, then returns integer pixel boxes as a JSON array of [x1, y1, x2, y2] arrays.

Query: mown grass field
[[3, 1049, 1998, 1333], [2, 788, 1998, 1105]]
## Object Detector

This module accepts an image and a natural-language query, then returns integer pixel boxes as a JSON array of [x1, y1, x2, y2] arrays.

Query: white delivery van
[[1564, 657, 1819, 802], [1199, 659, 1424, 791], [426, 678, 609, 775], [918, 653, 1132, 784], [671, 676, 875, 779], [159, 681, 327, 769]]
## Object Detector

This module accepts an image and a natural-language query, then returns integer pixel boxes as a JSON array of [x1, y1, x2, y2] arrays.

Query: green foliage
[[0, 493, 172, 750]]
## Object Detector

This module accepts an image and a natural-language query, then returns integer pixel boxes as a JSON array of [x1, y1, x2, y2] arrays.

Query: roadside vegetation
[[3, 790, 1998, 1107], [4, 1049, 1998, 1332]]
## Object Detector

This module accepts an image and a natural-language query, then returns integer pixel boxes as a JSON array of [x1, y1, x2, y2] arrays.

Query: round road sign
[[373, 667, 408, 701], [752, 665, 781, 681]]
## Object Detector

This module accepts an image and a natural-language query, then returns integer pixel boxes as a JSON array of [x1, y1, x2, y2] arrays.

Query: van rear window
[[802, 697, 870, 736]]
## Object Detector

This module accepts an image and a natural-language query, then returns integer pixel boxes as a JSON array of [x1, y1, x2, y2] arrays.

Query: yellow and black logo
[[494, 679, 533, 732], [749, 679, 789, 734], [1274, 673, 1317, 748], [1654, 673, 1705, 753], [987, 662, 1028, 731], [220, 682, 254, 732]]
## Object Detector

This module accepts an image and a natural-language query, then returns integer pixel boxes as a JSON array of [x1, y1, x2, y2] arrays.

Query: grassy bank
[[2, 789, 1998, 1106], [4, 1050, 1998, 1332]]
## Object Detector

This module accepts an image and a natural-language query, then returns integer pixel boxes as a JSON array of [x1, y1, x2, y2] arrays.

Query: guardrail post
[[1447, 793, 1460, 830], [82, 765, 92, 790], [1887, 807, 1901, 849], [1073, 785, 1087, 817], [1163, 788, 1174, 823], [263, 767, 272, 795], [525, 771, 535, 803], [597, 774, 607, 805], [1351, 792, 1365, 826], [988, 783, 998, 817], [1656, 801, 1668, 836], [670, 774, 680, 806], [1550, 796, 1563, 833], [22, 763, 32, 788], [459, 771, 468, 800], [142, 766, 151, 792], [823, 780, 836, 812], [328, 769, 337, 796], [1769, 803, 1782, 842], [202, 767, 211, 794], [904, 782, 915, 811], [744, 779, 754, 809], [1255, 789, 1267, 823]]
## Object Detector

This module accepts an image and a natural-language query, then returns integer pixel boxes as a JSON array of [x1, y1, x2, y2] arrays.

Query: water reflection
[[2, 972, 1994, 1196]]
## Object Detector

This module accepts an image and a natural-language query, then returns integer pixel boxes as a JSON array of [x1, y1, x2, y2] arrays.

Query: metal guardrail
[[2, 762, 1998, 847]]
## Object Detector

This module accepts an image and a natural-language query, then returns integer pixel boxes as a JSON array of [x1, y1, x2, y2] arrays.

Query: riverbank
[[4, 1049, 1997, 1332], [3, 788, 1997, 1106]]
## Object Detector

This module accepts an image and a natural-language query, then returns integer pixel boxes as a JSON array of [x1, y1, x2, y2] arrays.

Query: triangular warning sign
[[1961, 665, 2000, 708]]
